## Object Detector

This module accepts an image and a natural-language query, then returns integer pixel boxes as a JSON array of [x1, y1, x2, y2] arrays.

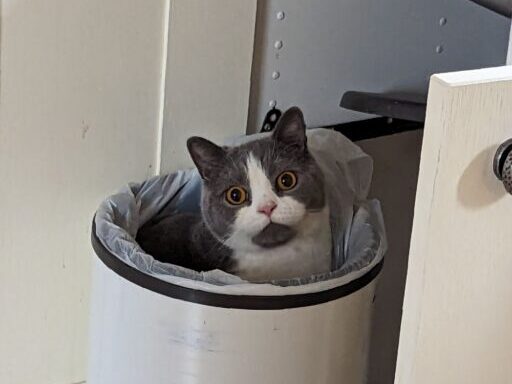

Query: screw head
[[272, 71, 280, 80], [276, 11, 285, 20], [274, 40, 283, 50]]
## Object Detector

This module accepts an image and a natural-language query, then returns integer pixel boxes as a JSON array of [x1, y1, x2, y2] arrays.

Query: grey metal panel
[[248, 0, 510, 132], [508, 24, 512, 63]]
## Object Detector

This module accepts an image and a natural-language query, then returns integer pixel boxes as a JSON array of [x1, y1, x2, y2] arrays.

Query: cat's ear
[[272, 106, 307, 150], [187, 137, 226, 180]]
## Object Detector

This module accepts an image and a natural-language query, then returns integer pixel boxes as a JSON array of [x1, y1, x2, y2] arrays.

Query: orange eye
[[225, 186, 247, 205], [277, 171, 297, 191]]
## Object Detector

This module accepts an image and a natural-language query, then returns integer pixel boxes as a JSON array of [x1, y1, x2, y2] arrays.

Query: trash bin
[[88, 128, 386, 384]]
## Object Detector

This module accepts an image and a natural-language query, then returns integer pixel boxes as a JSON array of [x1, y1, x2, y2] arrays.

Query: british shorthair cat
[[136, 107, 332, 282]]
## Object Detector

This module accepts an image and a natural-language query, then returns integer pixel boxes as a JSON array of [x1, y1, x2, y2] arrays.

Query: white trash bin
[[88, 129, 386, 384]]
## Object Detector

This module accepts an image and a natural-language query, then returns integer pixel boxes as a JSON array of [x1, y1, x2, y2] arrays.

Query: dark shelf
[[340, 91, 427, 123], [326, 117, 423, 142]]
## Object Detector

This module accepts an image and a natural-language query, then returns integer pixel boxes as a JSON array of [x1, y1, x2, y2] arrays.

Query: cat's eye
[[225, 186, 248, 205], [276, 171, 297, 191]]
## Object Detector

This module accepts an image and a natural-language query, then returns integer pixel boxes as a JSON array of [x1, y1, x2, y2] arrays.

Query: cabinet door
[[395, 65, 512, 384]]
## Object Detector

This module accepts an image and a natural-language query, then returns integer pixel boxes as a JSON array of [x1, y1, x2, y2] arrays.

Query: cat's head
[[187, 107, 326, 251]]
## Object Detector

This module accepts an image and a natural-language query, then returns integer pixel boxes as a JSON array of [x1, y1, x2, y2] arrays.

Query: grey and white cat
[[137, 107, 332, 282]]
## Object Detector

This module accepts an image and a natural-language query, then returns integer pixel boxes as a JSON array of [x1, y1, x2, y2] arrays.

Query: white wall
[[0, 1, 169, 383], [160, 0, 256, 172]]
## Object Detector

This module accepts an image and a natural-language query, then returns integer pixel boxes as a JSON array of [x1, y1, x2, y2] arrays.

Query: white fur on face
[[226, 153, 306, 252], [234, 206, 332, 281]]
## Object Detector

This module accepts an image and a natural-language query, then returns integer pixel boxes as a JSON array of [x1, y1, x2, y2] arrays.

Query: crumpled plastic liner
[[94, 128, 387, 296]]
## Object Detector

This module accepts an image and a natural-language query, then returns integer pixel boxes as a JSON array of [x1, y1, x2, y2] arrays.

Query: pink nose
[[258, 202, 277, 217]]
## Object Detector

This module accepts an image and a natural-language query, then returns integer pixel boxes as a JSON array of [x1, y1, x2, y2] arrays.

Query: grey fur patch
[[251, 223, 297, 248], [137, 213, 234, 272]]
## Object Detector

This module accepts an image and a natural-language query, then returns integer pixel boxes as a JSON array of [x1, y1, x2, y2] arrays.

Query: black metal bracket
[[260, 108, 282, 133]]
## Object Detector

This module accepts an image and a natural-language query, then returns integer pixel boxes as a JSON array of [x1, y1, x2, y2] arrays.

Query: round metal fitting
[[493, 138, 512, 194]]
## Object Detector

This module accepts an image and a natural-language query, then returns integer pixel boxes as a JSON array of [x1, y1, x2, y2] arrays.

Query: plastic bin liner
[[93, 128, 386, 295]]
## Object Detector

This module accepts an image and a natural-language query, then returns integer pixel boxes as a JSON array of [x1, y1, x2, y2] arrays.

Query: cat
[[136, 107, 332, 282]]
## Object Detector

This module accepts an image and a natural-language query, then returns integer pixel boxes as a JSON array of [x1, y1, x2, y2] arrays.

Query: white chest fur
[[233, 207, 332, 282]]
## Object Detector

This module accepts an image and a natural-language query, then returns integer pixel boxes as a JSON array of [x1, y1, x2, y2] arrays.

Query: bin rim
[[91, 218, 383, 310]]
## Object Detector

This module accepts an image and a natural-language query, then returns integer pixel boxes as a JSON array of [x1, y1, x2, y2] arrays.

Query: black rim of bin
[[91, 218, 384, 310]]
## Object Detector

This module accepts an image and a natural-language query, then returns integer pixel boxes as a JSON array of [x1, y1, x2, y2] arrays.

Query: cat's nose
[[258, 202, 277, 217]]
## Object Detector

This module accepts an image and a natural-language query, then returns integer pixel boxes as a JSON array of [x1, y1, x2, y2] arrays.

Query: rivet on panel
[[274, 40, 283, 50], [276, 11, 285, 20], [272, 71, 280, 80], [439, 17, 447, 26], [269, 100, 277, 108], [435, 45, 444, 54]]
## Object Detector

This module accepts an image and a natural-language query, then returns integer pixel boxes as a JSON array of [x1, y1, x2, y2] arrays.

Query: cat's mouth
[[251, 223, 297, 248]]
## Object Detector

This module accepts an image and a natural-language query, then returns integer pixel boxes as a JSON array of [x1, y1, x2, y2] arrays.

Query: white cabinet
[[396, 65, 512, 384]]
